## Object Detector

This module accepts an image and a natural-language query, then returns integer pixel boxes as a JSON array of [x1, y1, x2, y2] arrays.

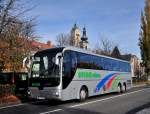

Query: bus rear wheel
[[117, 84, 122, 93], [79, 87, 88, 102], [122, 84, 126, 93]]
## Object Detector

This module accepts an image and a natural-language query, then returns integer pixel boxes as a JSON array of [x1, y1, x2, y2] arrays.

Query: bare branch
[[56, 33, 71, 47], [94, 35, 117, 56]]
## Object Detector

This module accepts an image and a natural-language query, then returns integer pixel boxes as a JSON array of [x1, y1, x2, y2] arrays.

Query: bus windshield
[[31, 53, 59, 78]]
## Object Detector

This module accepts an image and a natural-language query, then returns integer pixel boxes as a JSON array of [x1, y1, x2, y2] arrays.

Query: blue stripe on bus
[[95, 73, 116, 93]]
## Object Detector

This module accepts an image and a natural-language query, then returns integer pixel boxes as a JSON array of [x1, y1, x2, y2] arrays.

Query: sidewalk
[[132, 83, 147, 88], [132, 81, 150, 87], [0, 95, 21, 108], [0, 101, 21, 109]]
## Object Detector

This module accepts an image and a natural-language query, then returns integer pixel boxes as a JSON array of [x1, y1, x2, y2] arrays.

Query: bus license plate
[[37, 97, 45, 100]]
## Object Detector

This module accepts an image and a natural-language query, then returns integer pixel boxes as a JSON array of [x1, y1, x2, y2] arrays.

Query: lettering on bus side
[[76, 70, 101, 79], [32, 83, 40, 87]]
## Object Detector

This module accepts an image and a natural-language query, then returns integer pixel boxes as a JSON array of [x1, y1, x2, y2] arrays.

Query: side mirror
[[55, 53, 62, 65]]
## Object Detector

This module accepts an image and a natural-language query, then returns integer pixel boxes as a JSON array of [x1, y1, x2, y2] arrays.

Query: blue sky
[[25, 0, 144, 58]]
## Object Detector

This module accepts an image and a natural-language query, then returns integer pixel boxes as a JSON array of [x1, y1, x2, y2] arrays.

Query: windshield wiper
[[40, 69, 48, 77]]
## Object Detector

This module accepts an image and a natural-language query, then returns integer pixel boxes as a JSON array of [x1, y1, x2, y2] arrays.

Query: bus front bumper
[[28, 87, 61, 100]]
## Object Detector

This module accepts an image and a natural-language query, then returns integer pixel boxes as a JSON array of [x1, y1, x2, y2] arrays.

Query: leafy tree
[[0, 0, 36, 72], [139, 0, 150, 74]]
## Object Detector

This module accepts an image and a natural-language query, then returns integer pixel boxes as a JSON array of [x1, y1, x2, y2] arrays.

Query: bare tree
[[56, 33, 71, 47], [95, 35, 116, 56], [0, 0, 34, 35], [0, 0, 15, 34]]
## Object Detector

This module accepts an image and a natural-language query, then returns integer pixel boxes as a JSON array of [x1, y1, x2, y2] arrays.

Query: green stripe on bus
[[76, 70, 101, 78], [32, 83, 40, 87], [112, 76, 121, 90]]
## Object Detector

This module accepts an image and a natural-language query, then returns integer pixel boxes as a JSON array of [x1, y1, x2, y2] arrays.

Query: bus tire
[[122, 83, 126, 93], [117, 84, 122, 93], [79, 87, 88, 102]]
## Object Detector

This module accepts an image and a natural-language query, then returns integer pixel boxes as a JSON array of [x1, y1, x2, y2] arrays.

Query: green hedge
[[0, 84, 15, 97]]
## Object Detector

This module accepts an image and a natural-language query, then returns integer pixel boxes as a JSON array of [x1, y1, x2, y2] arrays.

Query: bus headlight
[[28, 91, 31, 95], [55, 92, 59, 96]]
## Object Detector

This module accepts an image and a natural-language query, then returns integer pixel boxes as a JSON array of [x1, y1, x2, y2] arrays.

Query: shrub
[[0, 84, 15, 97]]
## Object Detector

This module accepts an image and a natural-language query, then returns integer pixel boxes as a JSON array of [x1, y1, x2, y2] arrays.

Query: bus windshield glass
[[31, 52, 60, 78]]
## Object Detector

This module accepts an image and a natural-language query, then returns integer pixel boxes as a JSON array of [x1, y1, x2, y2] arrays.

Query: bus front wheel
[[79, 87, 88, 102]]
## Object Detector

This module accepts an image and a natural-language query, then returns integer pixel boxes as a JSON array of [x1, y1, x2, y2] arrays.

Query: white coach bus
[[28, 47, 132, 101]]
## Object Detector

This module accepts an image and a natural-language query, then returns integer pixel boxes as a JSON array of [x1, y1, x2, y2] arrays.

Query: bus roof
[[35, 46, 130, 63], [34, 47, 64, 57], [63, 46, 130, 63]]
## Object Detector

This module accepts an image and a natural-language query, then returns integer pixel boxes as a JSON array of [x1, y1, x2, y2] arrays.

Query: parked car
[[15, 72, 28, 95], [0, 72, 14, 84], [0, 72, 28, 95]]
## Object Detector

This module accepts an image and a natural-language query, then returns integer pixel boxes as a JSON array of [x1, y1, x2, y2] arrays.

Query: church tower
[[70, 24, 80, 47], [80, 27, 88, 49]]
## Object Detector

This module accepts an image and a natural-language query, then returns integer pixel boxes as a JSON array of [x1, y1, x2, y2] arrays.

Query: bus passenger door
[[70, 51, 78, 99], [62, 51, 77, 100]]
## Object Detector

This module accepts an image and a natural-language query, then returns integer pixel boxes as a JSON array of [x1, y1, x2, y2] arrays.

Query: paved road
[[0, 85, 150, 114]]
